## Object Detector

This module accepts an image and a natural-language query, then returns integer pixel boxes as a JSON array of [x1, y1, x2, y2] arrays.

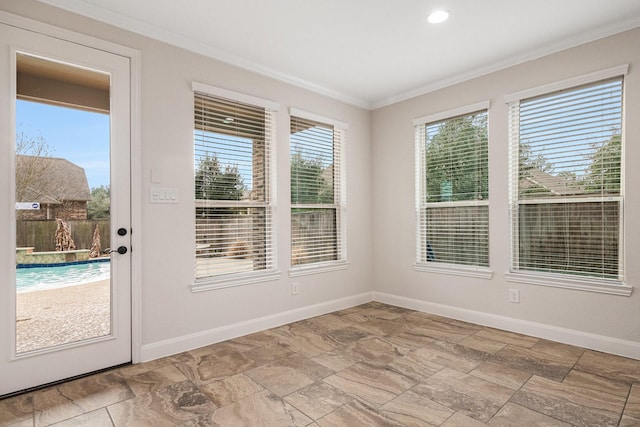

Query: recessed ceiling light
[[428, 9, 449, 24]]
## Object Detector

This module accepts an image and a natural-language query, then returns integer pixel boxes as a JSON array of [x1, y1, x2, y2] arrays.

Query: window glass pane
[[518, 201, 619, 278], [518, 79, 622, 200], [425, 112, 488, 203], [510, 77, 623, 280], [194, 92, 273, 279], [291, 118, 334, 205], [290, 115, 343, 267], [424, 205, 489, 266], [291, 208, 337, 266], [417, 109, 489, 268]]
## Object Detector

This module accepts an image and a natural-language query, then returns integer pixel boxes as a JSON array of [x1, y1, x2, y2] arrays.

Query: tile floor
[[1, 302, 639, 426]]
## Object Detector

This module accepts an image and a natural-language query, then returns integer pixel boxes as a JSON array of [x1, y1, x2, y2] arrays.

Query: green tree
[[87, 185, 110, 219], [425, 113, 488, 202], [585, 133, 621, 195], [290, 152, 333, 204], [195, 154, 246, 200]]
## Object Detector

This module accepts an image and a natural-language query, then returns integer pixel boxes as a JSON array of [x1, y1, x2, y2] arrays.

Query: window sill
[[289, 260, 349, 277], [413, 263, 494, 280], [192, 269, 281, 293], [505, 271, 632, 296]]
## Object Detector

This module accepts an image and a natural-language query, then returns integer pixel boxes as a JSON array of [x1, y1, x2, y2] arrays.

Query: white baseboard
[[140, 292, 373, 362], [374, 291, 640, 360]]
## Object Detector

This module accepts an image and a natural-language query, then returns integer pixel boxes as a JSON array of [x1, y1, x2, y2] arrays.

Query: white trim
[[373, 292, 640, 360], [192, 270, 281, 293], [413, 100, 490, 126], [289, 260, 349, 278], [504, 64, 629, 103], [290, 107, 349, 130], [192, 81, 280, 112], [413, 263, 494, 280], [141, 291, 372, 361], [128, 46, 143, 365], [505, 272, 632, 297]]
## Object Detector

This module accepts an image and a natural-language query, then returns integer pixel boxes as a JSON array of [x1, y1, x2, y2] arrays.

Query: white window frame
[[191, 82, 280, 292], [413, 101, 493, 280], [289, 107, 348, 277], [504, 65, 631, 296]]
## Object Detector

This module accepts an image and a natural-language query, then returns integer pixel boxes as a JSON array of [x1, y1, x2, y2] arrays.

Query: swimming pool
[[16, 261, 110, 293]]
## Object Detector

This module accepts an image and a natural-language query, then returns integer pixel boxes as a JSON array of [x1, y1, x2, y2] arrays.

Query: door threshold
[[0, 362, 131, 400]]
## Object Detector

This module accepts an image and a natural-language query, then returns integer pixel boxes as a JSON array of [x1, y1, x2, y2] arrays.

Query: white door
[[0, 23, 131, 396]]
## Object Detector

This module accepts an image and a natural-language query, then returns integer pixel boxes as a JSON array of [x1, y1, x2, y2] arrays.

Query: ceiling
[[37, 0, 640, 109]]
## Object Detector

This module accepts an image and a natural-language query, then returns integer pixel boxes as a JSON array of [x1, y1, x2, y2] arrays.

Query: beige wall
[[0, 1, 373, 360], [372, 27, 640, 357], [2, 1, 638, 360]]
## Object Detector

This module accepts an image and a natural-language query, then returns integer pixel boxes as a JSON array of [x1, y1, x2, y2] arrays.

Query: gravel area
[[15, 280, 111, 353]]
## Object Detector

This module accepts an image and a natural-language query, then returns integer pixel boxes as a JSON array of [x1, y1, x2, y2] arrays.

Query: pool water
[[16, 261, 110, 293]]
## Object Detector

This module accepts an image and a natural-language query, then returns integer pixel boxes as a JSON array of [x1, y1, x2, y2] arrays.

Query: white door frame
[[0, 10, 142, 365]]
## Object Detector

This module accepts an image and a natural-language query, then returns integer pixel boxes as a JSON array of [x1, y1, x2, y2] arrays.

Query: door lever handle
[[104, 246, 128, 255]]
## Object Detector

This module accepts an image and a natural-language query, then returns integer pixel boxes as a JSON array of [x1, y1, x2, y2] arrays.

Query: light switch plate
[[150, 187, 178, 203]]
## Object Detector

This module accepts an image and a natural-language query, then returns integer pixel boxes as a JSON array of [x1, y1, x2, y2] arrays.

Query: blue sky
[[16, 100, 110, 189]]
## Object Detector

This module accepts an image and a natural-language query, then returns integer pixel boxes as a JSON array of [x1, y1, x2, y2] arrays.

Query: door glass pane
[[15, 53, 111, 354]]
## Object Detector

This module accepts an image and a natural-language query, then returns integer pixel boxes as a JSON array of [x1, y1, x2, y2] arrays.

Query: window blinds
[[194, 92, 274, 279], [290, 115, 343, 267], [508, 77, 623, 279], [416, 110, 489, 267]]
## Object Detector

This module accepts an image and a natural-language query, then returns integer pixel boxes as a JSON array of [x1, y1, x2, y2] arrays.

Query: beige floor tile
[[380, 389, 454, 426], [283, 381, 353, 420], [469, 361, 531, 390], [6, 303, 640, 427], [197, 373, 263, 407], [441, 412, 487, 427], [34, 372, 133, 427], [413, 367, 514, 423], [385, 350, 444, 383], [511, 375, 626, 426], [620, 414, 640, 427], [269, 323, 336, 357], [342, 336, 411, 366], [576, 350, 640, 385], [176, 346, 256, 384], [52, 408, 114, 427], [107, 380, 216, 427], [625, 384, 640, 418], [207, 390, 311, 427], [562, 369, 630, 398], [459, 335, 506, 354], [472, 328, 539, 348], [407, 321, 475, 343], [488, 402, 571, 426], [243, 342, 294, 365], [324, 362, 414, 408], [245, 353, 333, 397], [490, 345, 574, 381], [310, 350, 359, 372], [0, 393, 33, 427], [125, 364, 188, 396], [411, 340, 487, 373], [317, 400, 402, 427]]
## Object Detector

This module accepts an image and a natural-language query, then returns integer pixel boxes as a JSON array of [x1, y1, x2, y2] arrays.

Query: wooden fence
[[16, 220, 111, 252]]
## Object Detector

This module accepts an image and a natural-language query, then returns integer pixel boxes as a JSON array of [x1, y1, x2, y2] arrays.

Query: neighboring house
[[520, 168, 583, 197], [15, 155, 91, 220]]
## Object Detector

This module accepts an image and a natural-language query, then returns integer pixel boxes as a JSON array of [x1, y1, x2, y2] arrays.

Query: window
[[507, 67, 627, 293], [193, 83, 278, 288], [414, 102, 490, 275], [290, 109, 347, 272]]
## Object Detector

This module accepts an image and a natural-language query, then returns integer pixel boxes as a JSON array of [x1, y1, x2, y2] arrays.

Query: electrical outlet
[[509, 288, 520, 303], [291, 282, 299, 295]]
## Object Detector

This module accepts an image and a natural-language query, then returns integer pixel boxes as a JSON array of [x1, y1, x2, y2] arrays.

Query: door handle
[[104, 246, 128, 255]]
